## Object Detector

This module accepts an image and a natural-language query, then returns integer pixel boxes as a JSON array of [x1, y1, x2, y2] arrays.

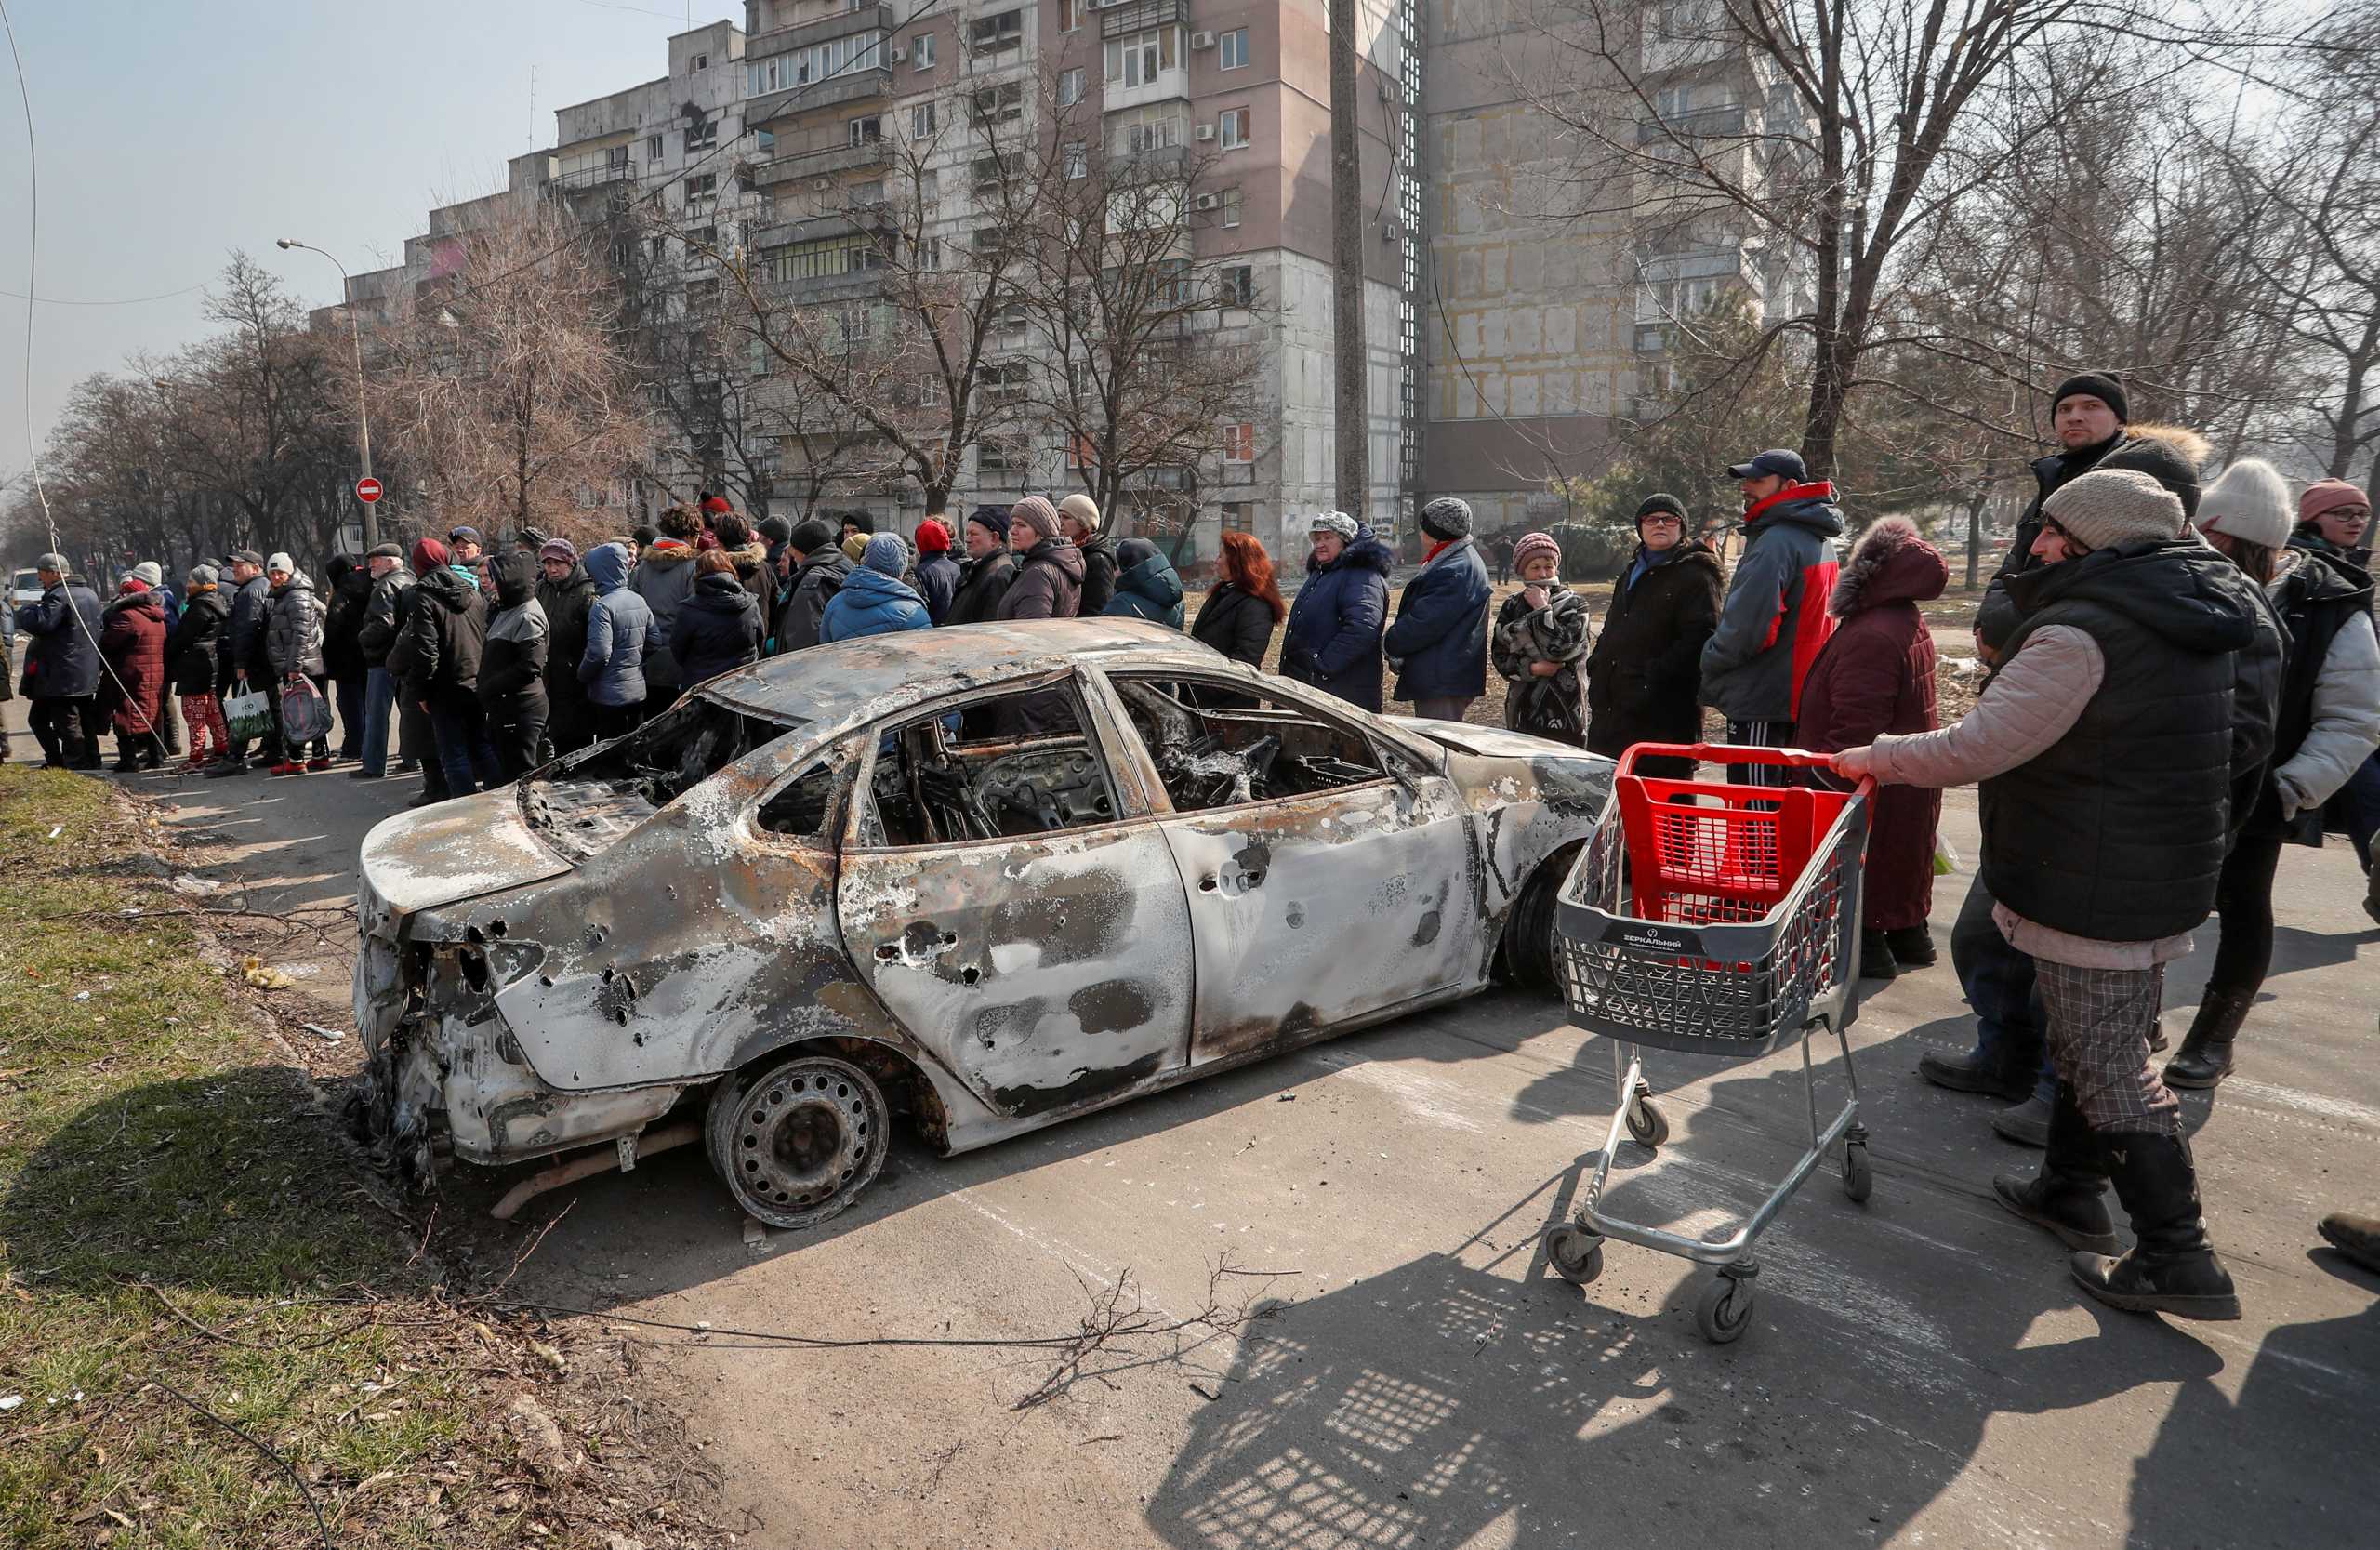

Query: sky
[[0, 0, 740, 481]]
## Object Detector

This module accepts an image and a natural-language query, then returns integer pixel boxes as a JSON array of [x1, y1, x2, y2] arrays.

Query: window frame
[[911, 30, 935, 67], [1219, 28, 1250, 70], [1101, 670, 1416, 819], [747, 735, 865, 853], [1218, 106, 1250, 151]]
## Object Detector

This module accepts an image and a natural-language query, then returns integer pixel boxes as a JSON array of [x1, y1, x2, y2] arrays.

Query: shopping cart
[[1541, 742, 1875, 1344]]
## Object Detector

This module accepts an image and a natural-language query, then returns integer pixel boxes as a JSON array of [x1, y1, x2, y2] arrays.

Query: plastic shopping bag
[[221, 686, 273, 744], [279, 676, 333, 746], [1932, 832, 1963, 877]]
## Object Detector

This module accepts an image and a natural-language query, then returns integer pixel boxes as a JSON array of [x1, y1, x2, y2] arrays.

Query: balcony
[[747, 3, 894, 59], [749, 208, 896, 254], [1635, 102, 1747, 144], [551, 159, 635, 190], [750, 138, 892, 190], [1102, 0, 1183, 36], [747, 66, 892, 126], [1104, 65, 1189, 113]]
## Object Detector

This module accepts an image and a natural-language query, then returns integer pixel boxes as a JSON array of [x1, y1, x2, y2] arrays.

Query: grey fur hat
[[1420, 497, 1474, 540]]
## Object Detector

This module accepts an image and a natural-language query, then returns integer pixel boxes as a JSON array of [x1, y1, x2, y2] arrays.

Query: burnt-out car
[[351, 620, 1611, 1227]]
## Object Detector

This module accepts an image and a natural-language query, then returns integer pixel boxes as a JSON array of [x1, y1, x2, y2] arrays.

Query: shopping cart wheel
[[1625, 1095, 1670, 1150], [1543, 1224, 1605, 1285], [1696, 1275, 1756, 1344], [1842, 1142, 1873, 1203]]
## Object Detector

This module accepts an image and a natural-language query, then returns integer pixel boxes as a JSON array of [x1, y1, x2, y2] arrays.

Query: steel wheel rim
[[734, 1066, 875, 1212]]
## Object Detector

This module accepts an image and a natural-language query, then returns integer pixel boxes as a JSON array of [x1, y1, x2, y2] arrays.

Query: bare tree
[[367, 210, 647, 543]]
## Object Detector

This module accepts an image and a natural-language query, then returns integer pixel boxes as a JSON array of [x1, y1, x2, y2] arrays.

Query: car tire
[[1504, 844, 1579, 994], [708, 1053, 890, 1231]]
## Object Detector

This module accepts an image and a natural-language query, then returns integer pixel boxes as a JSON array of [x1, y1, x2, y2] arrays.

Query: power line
[[0, 281, 207, 307]]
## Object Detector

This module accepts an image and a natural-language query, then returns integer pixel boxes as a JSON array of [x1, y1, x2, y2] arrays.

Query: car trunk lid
[[359, 788, 573, 921]]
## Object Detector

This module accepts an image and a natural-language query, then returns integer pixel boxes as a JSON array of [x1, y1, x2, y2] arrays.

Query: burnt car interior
[[858, 685, 1118, 847], [1113, 677, 1388, 814], [523, 696, 800, 858]]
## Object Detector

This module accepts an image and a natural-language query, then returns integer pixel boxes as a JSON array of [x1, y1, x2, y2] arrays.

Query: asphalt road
[[9, 698, 2376, 1550]]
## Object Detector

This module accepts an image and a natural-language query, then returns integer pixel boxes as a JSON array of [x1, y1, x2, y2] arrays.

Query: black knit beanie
[[1636, 493, 1687, 524], [2053, 372, 2129, 425], [2094, 435, 2204, 521], [787, 518, 838, 556]]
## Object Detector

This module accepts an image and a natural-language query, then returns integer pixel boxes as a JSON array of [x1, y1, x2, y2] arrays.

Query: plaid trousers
[[2037, 958, 2182, 1134]]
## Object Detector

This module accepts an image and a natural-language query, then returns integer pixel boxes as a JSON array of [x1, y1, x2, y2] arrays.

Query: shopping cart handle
[[1616, 741, 1875, 798]]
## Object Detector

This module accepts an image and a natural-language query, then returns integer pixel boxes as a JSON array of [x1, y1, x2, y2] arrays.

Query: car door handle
[[1198, 874, 1219, 893]]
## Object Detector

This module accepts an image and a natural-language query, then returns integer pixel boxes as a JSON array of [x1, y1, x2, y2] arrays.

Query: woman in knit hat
[[167, 564, 234, 772], [1584, 494, 1724, 779], [1489, 531, 1591, 745], [1383, 497, 1492, 722], [1832, 468, 2259, 1323], [996, 497, 1085, 621], [911, 519, 962, 624], [2294, 478, 2371, 562], [2165, 461, 2380, 1090], [1281, 512, 1392, 710]]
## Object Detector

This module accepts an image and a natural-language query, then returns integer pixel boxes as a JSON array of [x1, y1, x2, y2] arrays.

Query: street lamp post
[[276, 238, 378, 552]]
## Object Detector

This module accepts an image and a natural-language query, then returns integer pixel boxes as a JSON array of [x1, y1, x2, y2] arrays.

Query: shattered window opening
[[855, 684, 1120, 849], [754, 740, 857, 844], [523, 696, 801, 860], [1112, 677, 1390, 815]]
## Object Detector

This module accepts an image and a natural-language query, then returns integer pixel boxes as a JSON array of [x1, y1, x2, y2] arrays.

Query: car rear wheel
[[1504, 844, 1580, 994], [707, 1054, 889, 1230]]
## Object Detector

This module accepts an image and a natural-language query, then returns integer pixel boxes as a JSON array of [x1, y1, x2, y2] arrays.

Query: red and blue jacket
[[1698, 481, 1844, 722]]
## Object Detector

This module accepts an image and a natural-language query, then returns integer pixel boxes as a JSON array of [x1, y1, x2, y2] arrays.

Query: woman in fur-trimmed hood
[[1794, 515, 1949, 979]]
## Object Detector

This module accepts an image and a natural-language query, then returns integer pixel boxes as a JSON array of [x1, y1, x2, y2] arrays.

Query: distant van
[[9, 567, 42, 610]]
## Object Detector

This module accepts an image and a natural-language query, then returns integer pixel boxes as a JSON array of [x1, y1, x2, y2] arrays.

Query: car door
[[1097, 669, 1483, 1067], [832, 671, 1197, 1121]]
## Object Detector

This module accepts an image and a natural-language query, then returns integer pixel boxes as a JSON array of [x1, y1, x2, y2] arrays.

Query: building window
[[1220, 28, 1250, 70], [1115, 106, 1183, 155], [1058, 0, 1079, 31], [972, 153, 1007, 191], [1057, 67, 1084, 106], [910, 100, 938, 137], [685, 172, 719, 204], [1219, 264, 1253, 307], [1064, 141, 1088, 179], [917, 167, 940, 203], [759, 233, 884, 283], [852, 179, 886, 205], [687, 277, 721, 304], [970, 10, 1023, 50], [919, 376, 940, 407], [692, 224, 721, 253], [972, 81, 1024, 126], [1106, 28, 1180, 88], [755, 127, 776, 155], [850, 114, 883, 147], [684, 115, 719, 153], [690, 51, 710, 72], [917, 235, 944, 271], [747, 32, 884, 95], [1218, 186, 1243, 227], [912, 31, 934, 68], [1220, 502, 1252, 532], [1219, 107, 1250, 150], [604, 144, 630, 170], [647, 134, 664, 160], [1222, 423, 1255, 462]]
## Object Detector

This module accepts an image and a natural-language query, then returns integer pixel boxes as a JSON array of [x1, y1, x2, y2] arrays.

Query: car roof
[[698, 618, 1232, 729]]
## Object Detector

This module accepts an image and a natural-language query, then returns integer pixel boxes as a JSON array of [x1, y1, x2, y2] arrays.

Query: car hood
[[359, 787, 573, 921], [1389, 717, 1599, 762]]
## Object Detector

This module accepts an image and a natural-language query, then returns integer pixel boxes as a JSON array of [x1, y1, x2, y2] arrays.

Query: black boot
[[2071, 1130, 2240, 1320], [1918, 1045, 2037, 1101], [1993, 1085, 2119, 1252], [2163, 989, 2252, 1089], [1884, 925, 1937, 967], [1859, 928, 1899, 981]]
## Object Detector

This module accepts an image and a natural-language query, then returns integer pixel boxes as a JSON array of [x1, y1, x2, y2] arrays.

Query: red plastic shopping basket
[[1614, 743, 1867, 927]]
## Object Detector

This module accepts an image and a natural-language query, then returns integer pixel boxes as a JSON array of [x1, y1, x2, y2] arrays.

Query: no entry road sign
[[355, 476, 383, 503]]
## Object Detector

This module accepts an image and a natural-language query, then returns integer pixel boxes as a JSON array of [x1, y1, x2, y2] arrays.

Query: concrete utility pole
[[276, 239, 378, 553], [1328, 0, 1369, 525]]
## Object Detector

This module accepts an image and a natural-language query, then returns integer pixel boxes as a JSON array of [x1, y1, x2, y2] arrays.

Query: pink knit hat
[[1512, 531, 1562, 576], [2299, 479, 2369, 526]]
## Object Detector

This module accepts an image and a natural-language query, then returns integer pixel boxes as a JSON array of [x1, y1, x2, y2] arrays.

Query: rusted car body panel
[[350, 621, 1612, 1191]]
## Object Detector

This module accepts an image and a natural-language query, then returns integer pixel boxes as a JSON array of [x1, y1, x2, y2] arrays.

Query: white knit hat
[[2196, 459, 2294, 550], [1309, 511, 1359, 541], [2042, 469, 2185, 552], [266, 551, 294, 575]]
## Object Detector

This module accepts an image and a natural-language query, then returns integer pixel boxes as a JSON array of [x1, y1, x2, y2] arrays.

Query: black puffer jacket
[[356, 568, 414, 669], [17, 579, 104, 699], [1077, 532, 1118, 617], [944, 550, 1015, 627], [1982, 537, 2257, 943], [166, 586, 232, 696], [394, 566, 489, 701], [1188, 581, 1278, 667], [536, 562, 597, 701], [672, 571, 763, 687], [775, 550, 851, 651], [1585, 540, 1724, 759], [226, 572, 274, 684], [323, 559, 374, 681], [478, 552, 549, 721]]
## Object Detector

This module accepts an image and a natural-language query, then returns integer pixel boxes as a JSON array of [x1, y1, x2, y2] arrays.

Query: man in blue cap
[[1699, 447, 1844, 785]]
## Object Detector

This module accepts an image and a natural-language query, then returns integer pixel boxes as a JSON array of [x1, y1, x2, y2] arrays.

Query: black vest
[[1980, 549, 2241, 943]]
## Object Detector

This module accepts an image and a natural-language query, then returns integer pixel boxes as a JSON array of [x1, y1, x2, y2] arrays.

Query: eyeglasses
[[1640, 515, 1682, 526]]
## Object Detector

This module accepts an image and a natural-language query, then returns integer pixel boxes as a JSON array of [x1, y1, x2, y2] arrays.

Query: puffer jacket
[[1490, 583, 1591, 744], [672, 571, 764, 685], [396, 565, 489, 702], [1077, 531, 1119, 617], [822, 565, 933, 643], [478, 552, 549, 722], [629, 539, 699, 686], [1585, 540, 1724, 762], [166, 586, 232, 696], [264, 570, 327, 679], [997, 539, 1087, 621], [1699, 483, 1844, 722], [227, 571, 274, 682], [1188, 581, 1278, 667], [17, 579, 103, 699], [356, 567, 415, 669], [1104, 541, 1185, 629], [1281, 536, 1393, 711], [943, 550, 1015, 627], [98, 590, 168, 735], [1793, 518, 1947, 932], [1384, 535, 1491, 702], [578, 543, 652, 708], [724, 540, 777, 628], [775, 550, 851, 651], [323, 560, 374, 681], [2251, 544, 2380, 843], [536, 563, 597, 698], [914, 550, 962, 625]]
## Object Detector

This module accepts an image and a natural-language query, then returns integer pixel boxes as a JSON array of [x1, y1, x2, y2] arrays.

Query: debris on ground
[[236, 954, 295, 990]]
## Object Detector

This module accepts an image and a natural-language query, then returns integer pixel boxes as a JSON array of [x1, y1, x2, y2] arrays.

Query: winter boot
[[2318, 1212, 2380, 1276], [2363, 865, 2380, 930], [1993, 1085, 2118, 1252], [1919, 1044, 2037, 1101], [2163, 989, 2253, 1090], [1992, 1092, 2052, 1147], [2071, 1130, 2241, 1320], [1859, 929, 1899, 981], [1884, 925, 1937, 967]]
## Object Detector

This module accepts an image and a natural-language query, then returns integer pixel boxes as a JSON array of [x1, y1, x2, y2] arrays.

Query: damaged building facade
[[316, 2, 1798, 550]]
